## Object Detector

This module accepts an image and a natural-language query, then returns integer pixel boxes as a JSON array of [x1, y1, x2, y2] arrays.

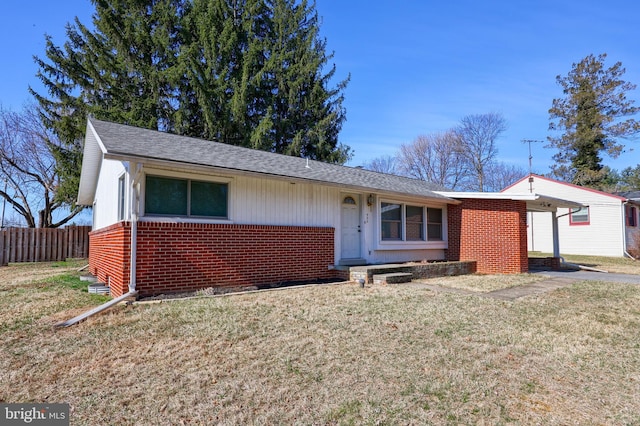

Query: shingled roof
[[78, 118, 455, 205]]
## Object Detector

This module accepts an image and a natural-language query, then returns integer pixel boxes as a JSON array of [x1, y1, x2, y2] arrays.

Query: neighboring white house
[[502, 174, 640, 257]]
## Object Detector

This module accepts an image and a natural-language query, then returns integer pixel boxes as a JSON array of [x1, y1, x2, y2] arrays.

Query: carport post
[[552, 211, 560, 258]]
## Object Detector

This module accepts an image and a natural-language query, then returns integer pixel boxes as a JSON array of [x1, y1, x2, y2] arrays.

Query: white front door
[[341, 195, 361, 259]]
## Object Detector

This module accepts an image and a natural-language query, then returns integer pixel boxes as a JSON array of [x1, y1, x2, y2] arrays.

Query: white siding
[[95, 163, 449, 264], [93, 159, 127, 230], [504, 176, 625, 257], [232, 176, 339, 226]]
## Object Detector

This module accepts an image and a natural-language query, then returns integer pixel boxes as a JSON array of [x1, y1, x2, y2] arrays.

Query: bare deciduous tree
[[397, 131, 469, 190], [0, 106, 83, 228], [455, 112, 507, 191], [483, 162, 528, 192], [362, 155, 399, 175]]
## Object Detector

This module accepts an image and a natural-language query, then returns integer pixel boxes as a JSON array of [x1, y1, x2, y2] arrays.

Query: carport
[[437, 191, 584, 271]]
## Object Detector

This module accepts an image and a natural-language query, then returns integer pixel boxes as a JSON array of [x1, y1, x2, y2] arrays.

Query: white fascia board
[[435, 191, 538, 201], [435, 191, 584, 212]]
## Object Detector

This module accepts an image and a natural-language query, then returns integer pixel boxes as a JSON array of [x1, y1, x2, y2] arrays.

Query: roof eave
[[435, 191, 583, 212], [103, 152, 459, 204]]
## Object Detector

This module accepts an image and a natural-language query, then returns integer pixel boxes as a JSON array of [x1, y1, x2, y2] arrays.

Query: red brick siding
[[89, 222, 131, 297], [447, 199, 528, 274], [90, 222, 337, 297]]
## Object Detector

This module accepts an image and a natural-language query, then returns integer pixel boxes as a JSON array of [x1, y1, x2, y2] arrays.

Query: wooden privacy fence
[[0, 225, 91, 266]]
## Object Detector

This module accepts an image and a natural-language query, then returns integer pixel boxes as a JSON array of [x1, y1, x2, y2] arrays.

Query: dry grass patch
[[415, 273, 548, 293], [531, 252, 640, 274], [2, 264, 640, 424]]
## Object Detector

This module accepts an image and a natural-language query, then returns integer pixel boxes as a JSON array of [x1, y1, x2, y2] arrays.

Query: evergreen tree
[[32, 0, 351, 204], [256, 0, 350, 162], [620, 164, 640, 190], [31, 0, 187, 202], [548, 53, 640, 186]]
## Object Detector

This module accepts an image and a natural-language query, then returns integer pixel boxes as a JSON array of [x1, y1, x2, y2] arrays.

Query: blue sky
[[2, 0, 640, 175]]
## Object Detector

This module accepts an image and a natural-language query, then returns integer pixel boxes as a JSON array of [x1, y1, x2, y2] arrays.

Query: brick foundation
[[446, 199, 528, 274], [90, 222, 337, 297]]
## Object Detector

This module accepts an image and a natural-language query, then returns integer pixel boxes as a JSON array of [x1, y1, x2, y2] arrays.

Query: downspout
[[129, 163, 142, 292], [55, 163, 142, 328]]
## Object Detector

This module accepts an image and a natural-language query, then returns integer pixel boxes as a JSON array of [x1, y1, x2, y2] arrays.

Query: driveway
[[418, 269, 640, 302]]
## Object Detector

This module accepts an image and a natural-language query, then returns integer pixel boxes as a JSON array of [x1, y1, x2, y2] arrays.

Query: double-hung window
[[380, 202, 442, 242], [145, 175, 228, 219], [569, 206, 589, 225]]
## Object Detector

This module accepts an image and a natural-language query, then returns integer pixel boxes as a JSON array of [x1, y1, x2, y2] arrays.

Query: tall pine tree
[[31, 0, 187, 202], [32, 0, 351, 203], [548, 53, 640, 186], [255, 0, 350, 162]]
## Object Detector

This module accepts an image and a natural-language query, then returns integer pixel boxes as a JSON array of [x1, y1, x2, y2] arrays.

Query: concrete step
[[373, 272, 413, 285]]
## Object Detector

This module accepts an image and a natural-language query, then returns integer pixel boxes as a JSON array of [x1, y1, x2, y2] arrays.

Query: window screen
[[190, 180, 228, 218], [427, 208, 443, 241], [381, 203, 402, 240], [406, 205, 424, 241], [145, 175, 228, 218], [145, 176, 188, 215]]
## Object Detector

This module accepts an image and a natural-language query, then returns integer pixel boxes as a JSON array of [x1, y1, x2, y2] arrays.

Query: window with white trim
[[380, 203, 442, 242], [145, 175, 228, 218], [569, 206, 589, 225]]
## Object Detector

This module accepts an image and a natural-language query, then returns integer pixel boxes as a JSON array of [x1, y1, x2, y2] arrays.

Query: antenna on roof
[[305, 157, 311, 169], [521, 139, 544, 193]]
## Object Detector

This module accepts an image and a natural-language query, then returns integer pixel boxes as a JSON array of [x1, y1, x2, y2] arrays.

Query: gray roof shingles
[[90, 118, 453, 201]]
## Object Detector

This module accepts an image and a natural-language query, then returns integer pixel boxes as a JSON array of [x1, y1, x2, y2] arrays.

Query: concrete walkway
[[533, 269, 640, 284], [415, 269, 640, 301]]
